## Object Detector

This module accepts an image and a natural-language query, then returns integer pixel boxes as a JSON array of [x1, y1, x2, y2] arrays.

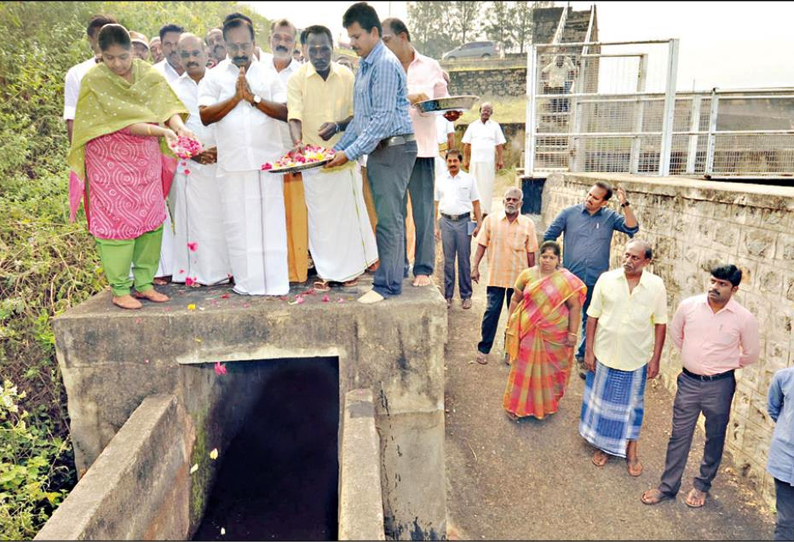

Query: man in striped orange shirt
[[472, 187, 538, 365]]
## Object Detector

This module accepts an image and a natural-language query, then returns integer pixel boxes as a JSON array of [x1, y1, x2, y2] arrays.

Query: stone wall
[[541, 172, 794, 506], [448, 67, 526, 98]]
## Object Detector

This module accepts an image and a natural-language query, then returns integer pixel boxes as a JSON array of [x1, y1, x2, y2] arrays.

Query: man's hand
[[443, 110, 462, 122], [292, 141, 306, 153], [647, 357, 660, 379], [324, 150, 348, 169], [617, 187, 628, 206], [434, 225, 441, 241], [472, 267, 480, 284], [463, 160, 470, 171], [191, 146, 217, 165], [496, 160, 504, 172], [584, 350, 596, 373], [317, 122, 337, 141], [236, 66, 253, 103], [407, 92, 429, 105], [472, 224, 480, 238]]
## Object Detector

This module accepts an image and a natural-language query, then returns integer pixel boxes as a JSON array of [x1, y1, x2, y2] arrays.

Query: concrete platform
[[54, 276, 448, 539]]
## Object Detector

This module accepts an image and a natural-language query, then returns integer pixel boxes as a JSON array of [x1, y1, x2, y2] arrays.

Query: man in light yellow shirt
[[287, 25, 378, 289], [580, 239, 668, 477]]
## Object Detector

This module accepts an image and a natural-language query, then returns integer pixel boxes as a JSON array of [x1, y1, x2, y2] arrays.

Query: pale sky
[[245, 1, 794, 91]]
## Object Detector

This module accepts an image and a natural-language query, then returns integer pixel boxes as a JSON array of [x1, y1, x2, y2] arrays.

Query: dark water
[[193, 357, 340, 541]]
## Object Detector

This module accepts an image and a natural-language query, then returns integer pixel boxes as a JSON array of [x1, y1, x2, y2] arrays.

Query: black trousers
[[776, 478, 794, 541], [477, 286, 514, 354], [658, 371, 736, 496]]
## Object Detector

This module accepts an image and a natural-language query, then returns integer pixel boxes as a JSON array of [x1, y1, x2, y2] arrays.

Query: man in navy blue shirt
[[543, 181, 639, 377]]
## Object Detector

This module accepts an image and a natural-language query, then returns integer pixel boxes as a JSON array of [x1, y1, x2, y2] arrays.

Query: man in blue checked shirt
[[543, 180, 639, 377], [325, 2, 417, 304], [768, 367, 794, 541]]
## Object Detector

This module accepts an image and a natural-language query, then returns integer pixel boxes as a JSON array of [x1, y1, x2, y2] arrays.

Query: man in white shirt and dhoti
[[170, 34, 230, 287], [462, 102, 506, 217], [287, 25, 378, 288], [198, 15, 290, 296]]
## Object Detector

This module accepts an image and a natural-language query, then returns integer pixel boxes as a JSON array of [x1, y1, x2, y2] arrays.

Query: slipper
[[505, 411, 521, 422], [475, 352, 488, 365], [313, 280, 331, 292], [358, 290, 385, 304], [641, 488, 674, 506], [684, 488, 708, 508], [342, 277, 359, 288], [627, 458, 644, 477], [592, 449, 609, 467]]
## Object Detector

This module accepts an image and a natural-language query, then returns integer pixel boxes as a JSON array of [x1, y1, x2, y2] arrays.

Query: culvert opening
[[193, 357, 340, 541]]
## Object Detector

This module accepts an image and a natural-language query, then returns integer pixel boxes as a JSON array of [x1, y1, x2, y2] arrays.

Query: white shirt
[[462, 119, 506, 163], [260, 53, 301, 152], [171, 73, 216, 174], [542, 57, 576, 88], [197, 58, 287, 172], [434, 169, 480, 215], [436, 116, 455, 145], [63, 57, 99, 120], [154, 59, 181, 84]]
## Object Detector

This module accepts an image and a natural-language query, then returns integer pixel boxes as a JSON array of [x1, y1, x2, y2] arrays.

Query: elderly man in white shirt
[[260, 19, 309, 284], [199, 16, 290, 296], [63, 14, 116, 143], [169, 34, 230, 287], [462, 102, 506, 216], [434, 149, 483, 309], [153, 23, 184, 84]]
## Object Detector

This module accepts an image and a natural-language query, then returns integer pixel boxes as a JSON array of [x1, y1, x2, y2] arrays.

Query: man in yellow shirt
[[287, 25, 378, 289], [580, 239, 668, 477]]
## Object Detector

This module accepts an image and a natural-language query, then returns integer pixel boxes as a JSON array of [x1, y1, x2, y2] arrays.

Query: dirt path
[[438, 201, 774, 540]]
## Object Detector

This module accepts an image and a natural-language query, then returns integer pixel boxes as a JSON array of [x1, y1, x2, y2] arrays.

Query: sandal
[[627, 457, 644, 477], [684, 488, 707, 508], [313, 280, 331, 292], [342, 277, 359, 287], [592, 449, 609, 467], [641, 488, 674, 506]]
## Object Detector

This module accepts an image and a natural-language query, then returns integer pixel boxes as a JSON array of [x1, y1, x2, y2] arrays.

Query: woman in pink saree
[[503, 241, 586, 420]]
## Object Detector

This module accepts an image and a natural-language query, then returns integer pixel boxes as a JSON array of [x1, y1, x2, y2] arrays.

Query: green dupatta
[[66, 59, 188, 221]]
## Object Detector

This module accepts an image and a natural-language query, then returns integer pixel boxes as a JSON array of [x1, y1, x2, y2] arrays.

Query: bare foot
[[627, 457, 644, 477], [475, 352, 488, 365], [685, 488, 707, 508], [112, 295, 142, 310], [134, 289, 170, 303], [592, 449, 609, 467], [153, 276, 170, 286], [413, 274, 432, 287]]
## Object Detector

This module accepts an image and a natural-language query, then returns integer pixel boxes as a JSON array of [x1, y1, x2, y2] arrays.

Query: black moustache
[[233, 56, 248, 62], [187, 63, 199, 67], [276, 46, 288, 52]]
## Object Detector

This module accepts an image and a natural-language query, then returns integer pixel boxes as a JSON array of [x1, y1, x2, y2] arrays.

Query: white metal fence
[[525, 41, 794, 178]]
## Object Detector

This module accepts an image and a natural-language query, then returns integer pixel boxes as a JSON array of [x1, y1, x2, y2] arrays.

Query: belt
[[682, 367, 735, 382], [376, 133, 416, 150], [441, 212, 470, 222]]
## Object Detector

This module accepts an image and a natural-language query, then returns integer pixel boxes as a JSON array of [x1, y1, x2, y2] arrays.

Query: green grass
[[457, 96, 527, 125]]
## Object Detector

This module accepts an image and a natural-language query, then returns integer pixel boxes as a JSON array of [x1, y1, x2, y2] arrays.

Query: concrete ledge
[[339, 389, 385, 541], [35, 394, 193, 540]]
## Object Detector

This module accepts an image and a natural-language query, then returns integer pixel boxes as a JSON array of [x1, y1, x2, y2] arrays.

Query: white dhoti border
[[171, 164, 231, 285], [471, 160, 496, 215], [302, 165, 378, 282], [217, 168, 289, 296]]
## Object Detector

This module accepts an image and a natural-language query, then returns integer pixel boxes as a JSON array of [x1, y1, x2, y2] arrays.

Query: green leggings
[[95, 225, 164, 297]]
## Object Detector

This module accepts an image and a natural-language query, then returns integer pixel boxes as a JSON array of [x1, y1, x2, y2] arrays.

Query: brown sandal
[[641, 488, 674, 505], [592, 449, 609, 467], [313, 280, 331, 292]]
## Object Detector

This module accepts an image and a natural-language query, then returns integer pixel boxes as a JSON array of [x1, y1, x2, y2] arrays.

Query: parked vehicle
[[442, 41, 500, 61]]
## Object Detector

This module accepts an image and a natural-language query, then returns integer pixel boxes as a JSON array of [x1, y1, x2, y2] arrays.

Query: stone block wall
[[448, 67, 527, 98], [541, 172, 794, 506]]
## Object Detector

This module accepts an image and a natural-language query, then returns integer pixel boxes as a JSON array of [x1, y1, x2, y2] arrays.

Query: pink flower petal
[[337, 298, 345, 303], [179, 269, 185, 274], [242, 303, 250, 308], [220, 294, 230, 299], [322, 294, 330, 302], [187, 242, 198, 252], [214, 362, 227, 376], [185, 277, 195, 286], [184, 169, 191, 175]]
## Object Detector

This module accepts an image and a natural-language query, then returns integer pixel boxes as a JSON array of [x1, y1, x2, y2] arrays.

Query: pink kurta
[[84, 128, 166, 240]]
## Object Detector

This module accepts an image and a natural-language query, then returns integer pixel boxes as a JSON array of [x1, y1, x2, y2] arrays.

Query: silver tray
[[415, 95, 479, 113], [266, 158, 331, 174]]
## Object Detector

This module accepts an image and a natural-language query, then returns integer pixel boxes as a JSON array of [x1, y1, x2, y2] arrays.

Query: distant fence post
[[525, 44, 538, 176], [705, 89, 719, 176], [658, 38, 679, 176]]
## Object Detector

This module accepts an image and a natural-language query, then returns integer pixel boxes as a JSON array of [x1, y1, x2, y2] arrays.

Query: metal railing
[[525, 40, 794, 178]]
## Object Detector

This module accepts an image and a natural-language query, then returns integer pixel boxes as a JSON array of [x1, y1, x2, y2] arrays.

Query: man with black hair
[[199, 14, 290, 296], [154, 23, 185, 82], [544, 180, 639, 377], [205, 27, 226, 66], [642, 264, 759, 508], [64, 14, 117, 142], [326, 2, 416, 304]]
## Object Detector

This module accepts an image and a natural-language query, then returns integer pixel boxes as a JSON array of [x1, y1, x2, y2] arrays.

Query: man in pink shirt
[[641, 264, 760, 508], [382, 17, 460, 287]]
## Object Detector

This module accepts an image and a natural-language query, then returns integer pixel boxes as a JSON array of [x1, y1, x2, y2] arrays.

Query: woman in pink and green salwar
[[67, 24, 193, 310]]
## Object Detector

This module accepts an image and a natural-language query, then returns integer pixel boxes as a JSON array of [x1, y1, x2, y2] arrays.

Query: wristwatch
[[251, 94, 262, 107], [621, 201, 631, 208]]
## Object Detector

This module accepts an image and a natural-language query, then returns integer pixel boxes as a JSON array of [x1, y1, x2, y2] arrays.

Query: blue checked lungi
[[579, 359, 647, 458]]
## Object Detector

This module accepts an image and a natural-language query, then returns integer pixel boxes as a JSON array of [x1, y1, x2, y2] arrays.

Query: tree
[[407, 1, 455, 59], [451, 1, 483, 45], [483, 1, 515, 52], [512, 1, 554, 54]]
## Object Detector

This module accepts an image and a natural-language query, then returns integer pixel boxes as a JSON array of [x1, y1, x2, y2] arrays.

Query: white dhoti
[[302, 165, 378, 282], [171, 164, 231, 285], [471, 160, 496, 214], [435, 155, 448, 186], [217, 168, 289, 296]]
